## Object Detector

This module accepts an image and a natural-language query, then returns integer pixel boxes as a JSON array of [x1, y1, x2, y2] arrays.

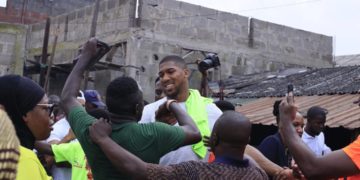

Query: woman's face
[[23, 95, 52, 140], [293, 112, 305, 137]]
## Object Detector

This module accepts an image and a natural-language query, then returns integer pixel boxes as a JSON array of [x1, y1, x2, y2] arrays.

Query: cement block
[[180, 2, 199, 14], [108, 0, 117, 10], [162, 0, 181, 10], [179, 27, 196, 37], [77, 9, 85, 19], [159, 23, 177, 33]]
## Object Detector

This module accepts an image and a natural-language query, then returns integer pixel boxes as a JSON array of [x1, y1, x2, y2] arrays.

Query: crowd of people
[[0, 38, 359, 180]]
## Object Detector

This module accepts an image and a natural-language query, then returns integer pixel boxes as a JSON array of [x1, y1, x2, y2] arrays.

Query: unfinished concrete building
[[0, 0, 333, 102]]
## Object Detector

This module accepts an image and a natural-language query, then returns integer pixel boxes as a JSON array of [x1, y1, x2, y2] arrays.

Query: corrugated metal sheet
[[236, 95, 360, 129]]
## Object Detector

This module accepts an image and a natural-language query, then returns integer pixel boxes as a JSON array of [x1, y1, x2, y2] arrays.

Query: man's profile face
[[158, 61, 188, 99]]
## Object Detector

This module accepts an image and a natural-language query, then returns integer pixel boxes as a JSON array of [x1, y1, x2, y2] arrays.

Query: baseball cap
[[84, 90, 106, 108]]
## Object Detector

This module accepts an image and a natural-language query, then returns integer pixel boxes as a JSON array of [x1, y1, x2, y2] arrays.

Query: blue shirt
[[257, 132, 291, 167]]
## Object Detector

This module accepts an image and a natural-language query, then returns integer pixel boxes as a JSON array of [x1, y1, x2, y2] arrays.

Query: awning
[[236, 94, 360, 129]]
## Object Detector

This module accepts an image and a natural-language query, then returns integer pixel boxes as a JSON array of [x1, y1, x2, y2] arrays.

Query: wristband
[[166, 100, 177, 110]]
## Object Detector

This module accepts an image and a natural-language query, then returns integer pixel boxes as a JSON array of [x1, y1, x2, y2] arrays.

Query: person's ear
[[22, 112, 30, 123], [184, 68, 190, 78]]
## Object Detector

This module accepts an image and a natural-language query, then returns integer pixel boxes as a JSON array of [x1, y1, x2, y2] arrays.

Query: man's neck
[[304, 127, 316, 137], [109, 112, 137, 123], [173, 89, 190, 102]]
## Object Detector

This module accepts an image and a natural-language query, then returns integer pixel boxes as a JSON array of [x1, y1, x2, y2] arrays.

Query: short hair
[[214, 100, 235, 112], [48, 95, 60, 105], [307, 106, 327, 121], [159, 55, 187, 69], [106, 77, 143, 116]]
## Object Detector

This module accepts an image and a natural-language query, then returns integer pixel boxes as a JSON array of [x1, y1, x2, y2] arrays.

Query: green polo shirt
[[68, 106, 185, 180], [52, 142, 91, 180]]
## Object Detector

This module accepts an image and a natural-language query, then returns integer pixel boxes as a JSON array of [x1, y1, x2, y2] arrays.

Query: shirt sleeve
[[67, 106, 96, 142], [146, 162, 192, 179], [52, 143, 75, 163], [343, 136, 360, 169], [257, 136, 278, 164], [152, 122, 186, 156], [205, 103, 222, 131], [146, 164, 177, 179]]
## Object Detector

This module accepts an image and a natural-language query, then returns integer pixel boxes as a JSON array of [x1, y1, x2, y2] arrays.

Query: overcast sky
[[1, 0, 358, 55], [179, 0, 360, 56]]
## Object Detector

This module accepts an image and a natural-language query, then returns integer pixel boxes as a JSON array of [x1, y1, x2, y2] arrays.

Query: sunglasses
[[37, 103, 56, 116]]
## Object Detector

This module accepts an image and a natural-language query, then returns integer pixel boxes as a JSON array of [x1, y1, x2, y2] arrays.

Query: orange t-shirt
[[341, 136, 360, 180]]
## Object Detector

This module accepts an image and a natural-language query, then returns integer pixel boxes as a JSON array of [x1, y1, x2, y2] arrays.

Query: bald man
[[88, 111, 268, 179]]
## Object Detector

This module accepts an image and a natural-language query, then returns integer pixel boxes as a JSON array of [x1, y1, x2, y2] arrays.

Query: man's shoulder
[[144, 98, 167, 110]]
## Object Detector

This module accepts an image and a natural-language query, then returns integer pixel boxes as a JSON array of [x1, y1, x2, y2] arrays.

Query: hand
[[203, 135, 214, 152], [155, 102, 177, 125], [274, 168, 295, 180], [63, 129, 76, 142], [292, 163, 306, 180], [75, 38, 110, 70], [89, 118, 112, 144], [279, 93, 298, 124]]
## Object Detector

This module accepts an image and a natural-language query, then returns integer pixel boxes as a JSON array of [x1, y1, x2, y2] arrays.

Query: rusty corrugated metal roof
[[236, 94, 360, 129]]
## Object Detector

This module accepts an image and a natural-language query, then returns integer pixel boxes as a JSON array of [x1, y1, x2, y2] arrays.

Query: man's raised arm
[[61, 39, 97, 114], [279, 95, 359, 179]]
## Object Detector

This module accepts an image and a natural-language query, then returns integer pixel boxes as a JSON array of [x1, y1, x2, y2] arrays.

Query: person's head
[[209, 111, 251, 156], [214, 100, 235, 112], [293, 112, 305, 137], [155, 77, 165, 101], [106, 77, 144, 120], [158, 55, 189, 100], [0, 75, 52, 149], [273, 100, 282, 124], [84, 90, 106, 111], [306, 106, 327, 136]]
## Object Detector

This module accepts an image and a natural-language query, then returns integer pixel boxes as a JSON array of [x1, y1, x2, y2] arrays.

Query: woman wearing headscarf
[[0, 75, 52, 180]]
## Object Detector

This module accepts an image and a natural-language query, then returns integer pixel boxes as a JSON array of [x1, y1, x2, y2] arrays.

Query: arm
[[279, 96, 359, 179], [34, 141, 54, 156], [61, 38, 106, 115], [89, 119, 148, 179], [245, 145, 283, 176], [168, 101, 201, 146]]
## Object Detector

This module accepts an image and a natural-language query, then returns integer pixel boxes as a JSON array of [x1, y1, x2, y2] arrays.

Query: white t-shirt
[[139, 97, 222, 165], [47, 118, 72, 180], [302, 131, 331, 157]]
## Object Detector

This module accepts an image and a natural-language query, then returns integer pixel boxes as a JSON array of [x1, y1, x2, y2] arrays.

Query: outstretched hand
[[279, 93, 298, 124], [89, 118, 112, 144], [75, 38, 110, 70]]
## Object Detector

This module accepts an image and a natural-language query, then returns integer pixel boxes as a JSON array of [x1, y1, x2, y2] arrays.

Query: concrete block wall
[[251, 18, 333, 67], [2, 0, 334, 101], [26, 0, 132, 65], [0, 23, 27, 75], [139, 0, 249, 50]]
